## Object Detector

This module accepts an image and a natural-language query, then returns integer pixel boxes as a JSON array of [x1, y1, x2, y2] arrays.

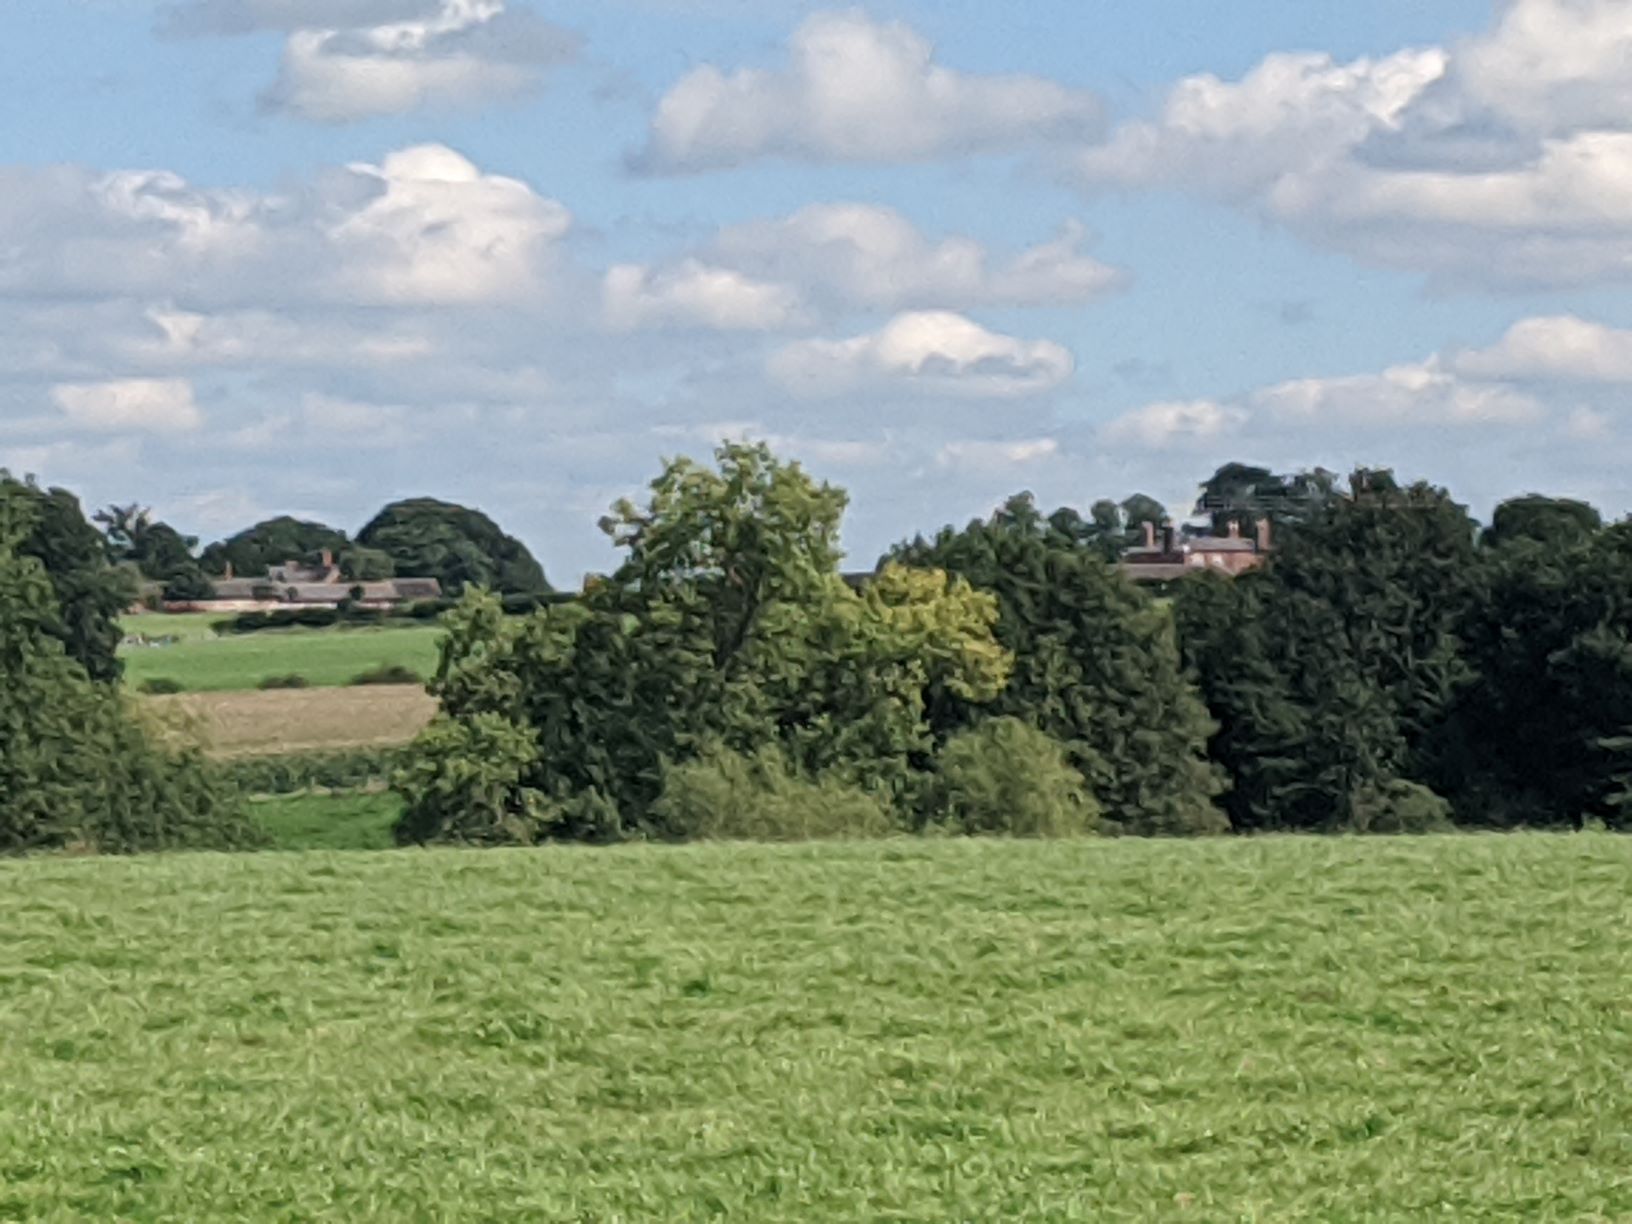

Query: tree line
[[0, 450, 1624, 853]]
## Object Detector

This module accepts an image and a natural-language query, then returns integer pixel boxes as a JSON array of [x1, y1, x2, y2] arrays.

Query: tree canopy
[[357, 498, 548, 596], [201, 516, 351, 578]]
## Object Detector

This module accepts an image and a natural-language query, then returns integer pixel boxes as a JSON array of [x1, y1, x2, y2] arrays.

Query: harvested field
[[148, 686, 437, 756]]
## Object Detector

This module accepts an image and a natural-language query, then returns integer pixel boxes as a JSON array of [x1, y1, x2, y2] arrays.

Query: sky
[[4, 0, 1632, 581]]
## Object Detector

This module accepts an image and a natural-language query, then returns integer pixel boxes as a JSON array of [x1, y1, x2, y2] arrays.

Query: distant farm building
[[1119, 520, 1271, 585], [166, 551, 441, 612]]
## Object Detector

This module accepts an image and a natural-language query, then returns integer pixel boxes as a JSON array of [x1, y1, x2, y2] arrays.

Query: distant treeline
[[0, 452, 1625, 854]]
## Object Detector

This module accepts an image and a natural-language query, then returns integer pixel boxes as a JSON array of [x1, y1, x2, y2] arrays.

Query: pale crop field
[[150, 687, 438, 756], [3, 835, 1631, 1219]]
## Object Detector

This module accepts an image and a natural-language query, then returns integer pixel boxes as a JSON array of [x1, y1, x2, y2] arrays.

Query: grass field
[[150, 687, 438, 756], [253, 793, 403, 851], [120, 615, 443, 692], [4, 834, 1632, 1218]]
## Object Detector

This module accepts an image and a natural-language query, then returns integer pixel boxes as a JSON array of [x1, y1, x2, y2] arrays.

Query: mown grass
[[3, 835, 1632, 1219], [120, 619, 443, 692], [252, 793, 403, 851]]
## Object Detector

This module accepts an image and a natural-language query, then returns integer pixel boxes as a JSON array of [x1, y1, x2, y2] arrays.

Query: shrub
[[1347, 779, 1454, 835], [224, 748, 403, 796], [348, 664, 422, 687], [138, 677, 185, 695], [926, 718, 1100, 838], [393, 714, 556, 846], [258, 673, 310, 690], [651, 746, 898, 843]]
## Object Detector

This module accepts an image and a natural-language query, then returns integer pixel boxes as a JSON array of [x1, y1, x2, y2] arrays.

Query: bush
[[926, 718, 1100, 838], [258, 673, 310, 690], [224, 748, 403, 797], [348, 664, 423, 687], [651, 746, 898, 843], [138, 677, 185, 695], [394, 714, 557, 846], [1347, 779, 1454, 835]]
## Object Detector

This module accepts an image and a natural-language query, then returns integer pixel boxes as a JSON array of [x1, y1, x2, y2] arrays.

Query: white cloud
[[49, 379, 202, 433], [636, 10, 1101, 171], [163, 0, 578, 123], [711, 206, 1122, 311], [1251, 361, 1542, 427], [769, 311, 1074, 399], [1454, 315, 1632, 384], [1103, 400, 1247, 449], [602, 260, 810, 331], [0, 145, 573, 309], [937, 437, 1060, 471], [1069, 0, 1632, 289]]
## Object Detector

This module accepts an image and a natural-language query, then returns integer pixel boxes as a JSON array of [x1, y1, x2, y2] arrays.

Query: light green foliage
[[120, 620, 442, 692], [928, 718, 1099, 837], [392, 713, 550, 845], [2, 837, 1632, 1217], [398, 445, 1013, 842], [652, 746, 897, 841]]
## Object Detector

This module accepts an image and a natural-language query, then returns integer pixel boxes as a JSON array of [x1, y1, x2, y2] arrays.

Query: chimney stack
[[1227, 520, 1241, 540], [321, 548, 334, 570], [1141, 520, 1156, 549], [1161, 521, 1175, 554], [1256, 518, 1273, 552]]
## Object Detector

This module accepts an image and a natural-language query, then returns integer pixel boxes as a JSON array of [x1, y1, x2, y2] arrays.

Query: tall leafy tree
[[1481, 494, 1602, 550], [1195, 462, 1338, 537], [1, 474, 131, 683], [201, 516, 351, 577], [0, 497, 257, 852], [97, 503, 208, 596], [892, 493, 1226, 835], [358, 498, 548, 595], [1175, 471, 1475, 830]]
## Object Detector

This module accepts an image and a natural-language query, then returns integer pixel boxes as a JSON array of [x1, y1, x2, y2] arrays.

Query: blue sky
[[4, 0, 1631, 580]]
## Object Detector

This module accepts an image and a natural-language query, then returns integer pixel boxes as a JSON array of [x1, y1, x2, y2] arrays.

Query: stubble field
[[3, 834, 1630, 1219]]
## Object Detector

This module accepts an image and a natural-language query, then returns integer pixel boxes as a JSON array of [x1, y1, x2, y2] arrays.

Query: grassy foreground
[[3, 835, 1632, 1219], [120, 617, 443, 692]]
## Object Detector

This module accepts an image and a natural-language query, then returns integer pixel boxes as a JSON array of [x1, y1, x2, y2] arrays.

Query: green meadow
[[3, 834, 1631, 1219], [120, 615, 443, 692]]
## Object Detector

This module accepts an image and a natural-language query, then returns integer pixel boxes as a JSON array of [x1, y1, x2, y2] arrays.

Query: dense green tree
[[1195, 462, 1338, 537], [892, 493, 1226, 835], [1, 474, 131, 682], [1481, 495, 1602, 550], [397, 444, 1011, 844], [97, 503, 209, 597], [201, 516, 351, 577], [1174, 472, 1476, 831], [0, 499, 259, 853], [357, 498, 547, 595]]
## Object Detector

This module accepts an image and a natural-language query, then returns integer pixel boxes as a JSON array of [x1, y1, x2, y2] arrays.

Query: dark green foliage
[[258, 673, 310, 690], [0, 505, 260, 854], [97, 504, 209, 597], [651, 746, 897, 841], [1444, 522, 1632, 828], [338, 546, 396, 582], [138, 677, 185, 695], [926, 718, 1099, 837], [1195, 462, 1338, 537], [220, 607, 394, 633], [224, 748, 403, 796], [1482, 495, 1602, 549], [892, 493, 1226, 836], [1175, 472, 1476, 832], [2, 474, 132, 683], [349, 664, 422, 687], [201, 516, 351, 578], [1347, 779, 1453, 834], [357, 498, 548, 595]]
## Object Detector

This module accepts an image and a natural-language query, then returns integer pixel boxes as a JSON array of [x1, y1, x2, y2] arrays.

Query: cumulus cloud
[[636, 10, 1101, 172], [1454, 315, 1632, 383], [1103, 400, 1248, 449], [0, 145, 573, 309], [602, 260, 811, 331], [162, 0, 579, 122], [1068, 0, 1632, 289], [49, 379, 202, 433], [606, 205, 1123, 331], [769, 311, 1074, 399]]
